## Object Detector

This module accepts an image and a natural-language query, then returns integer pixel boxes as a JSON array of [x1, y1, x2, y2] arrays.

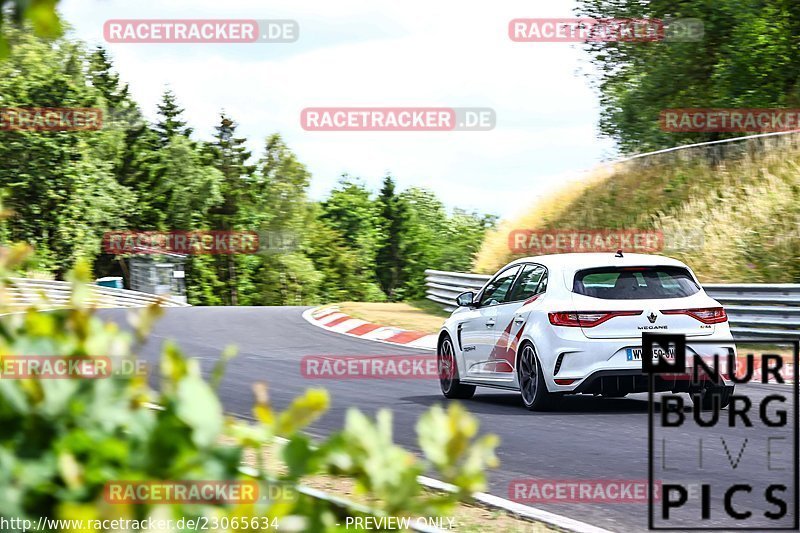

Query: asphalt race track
[[98, 307, 798, 533]]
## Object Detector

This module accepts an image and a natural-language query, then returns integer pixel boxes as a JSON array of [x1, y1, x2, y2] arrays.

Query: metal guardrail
[[2, 278, 190, 309], [425, 270, 490, 313], [425, 269, 800, 339]]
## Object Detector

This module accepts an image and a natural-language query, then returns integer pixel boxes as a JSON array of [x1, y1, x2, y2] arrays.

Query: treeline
[[577, 0, 800, 152], [0, 27, 496, 305]]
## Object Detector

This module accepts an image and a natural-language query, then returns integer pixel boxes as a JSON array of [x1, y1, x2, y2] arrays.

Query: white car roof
[[504, 253, 696, 293], [505, 252, 689, 271]]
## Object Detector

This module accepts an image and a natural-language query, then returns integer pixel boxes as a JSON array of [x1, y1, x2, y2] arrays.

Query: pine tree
[[155, 88, 193, 145], [375, 175, 408, 300], [86, 47, 158, 230], [207, 112, 254, 305], [209, 112, 255, 219], [88, 47, 130, 108]]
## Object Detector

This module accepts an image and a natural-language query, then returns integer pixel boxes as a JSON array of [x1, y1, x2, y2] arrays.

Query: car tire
[[438, 335, 476, 400], [517, 342, 554, 411], [691, 385, 733, 411]]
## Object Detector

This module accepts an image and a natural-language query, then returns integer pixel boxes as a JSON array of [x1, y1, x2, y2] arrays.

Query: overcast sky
[[59, 0, 616, 218]]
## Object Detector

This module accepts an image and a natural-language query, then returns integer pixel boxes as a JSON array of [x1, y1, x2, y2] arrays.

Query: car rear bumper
[[569, 369, 735, 395], [538, 334, 737, 392]]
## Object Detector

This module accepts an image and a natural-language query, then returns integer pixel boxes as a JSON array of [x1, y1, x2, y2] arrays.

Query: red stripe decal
[[487, 317, 527, 371]]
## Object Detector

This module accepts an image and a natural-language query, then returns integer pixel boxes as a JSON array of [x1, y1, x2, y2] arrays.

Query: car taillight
[[548, 310, 643, 327], [661, 307, 727, 324]]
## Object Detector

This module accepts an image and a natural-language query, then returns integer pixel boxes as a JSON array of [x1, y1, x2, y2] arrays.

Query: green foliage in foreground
[[0, 254, 499, 531], [0, 0, 62, 57]]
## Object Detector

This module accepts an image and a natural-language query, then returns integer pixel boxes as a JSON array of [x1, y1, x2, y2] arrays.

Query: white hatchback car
[[436, 253, 736, 411]]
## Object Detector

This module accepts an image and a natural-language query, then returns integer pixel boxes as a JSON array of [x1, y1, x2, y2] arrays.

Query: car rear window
[[573, 266, 700, 300]]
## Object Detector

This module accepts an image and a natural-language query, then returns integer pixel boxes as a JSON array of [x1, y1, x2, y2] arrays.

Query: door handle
[[514, 316, 525, 324], [485, 319, 495, 328]]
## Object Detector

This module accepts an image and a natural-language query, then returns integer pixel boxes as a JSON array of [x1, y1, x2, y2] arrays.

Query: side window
[[535, 270, 548, 295], [508, 264, 546, 302], [479, 266, 520, 307]]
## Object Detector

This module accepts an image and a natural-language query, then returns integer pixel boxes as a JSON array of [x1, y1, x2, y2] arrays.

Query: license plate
[[626, 347, 675, 361]]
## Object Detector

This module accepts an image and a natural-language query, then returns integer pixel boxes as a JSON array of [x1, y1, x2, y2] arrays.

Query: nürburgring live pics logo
[[644, 333, 799, 530]]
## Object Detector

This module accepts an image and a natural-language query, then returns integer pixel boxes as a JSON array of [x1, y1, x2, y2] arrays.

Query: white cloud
[[59, 0, 615, 216]]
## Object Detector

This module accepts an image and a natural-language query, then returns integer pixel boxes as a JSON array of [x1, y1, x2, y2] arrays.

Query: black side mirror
[[456, 291, 476, 308]]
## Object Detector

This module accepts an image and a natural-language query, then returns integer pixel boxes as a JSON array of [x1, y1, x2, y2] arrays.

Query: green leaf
[[276, 388, 329, 436], [211, 344, 237, 390], [176, 374, 223, 448], [25, 0, 64, 38], [281, 434, 314, 479]]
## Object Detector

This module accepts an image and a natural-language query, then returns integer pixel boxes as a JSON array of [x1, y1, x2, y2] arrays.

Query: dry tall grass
[[475, 134, 800, 282]]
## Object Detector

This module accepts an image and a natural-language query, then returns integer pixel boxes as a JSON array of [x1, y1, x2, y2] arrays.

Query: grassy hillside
[[475, 134, 800, 283]]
